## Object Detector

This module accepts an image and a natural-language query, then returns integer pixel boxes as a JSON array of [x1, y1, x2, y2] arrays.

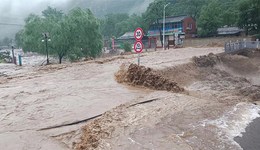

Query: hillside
[[66, 0, 154, 17]]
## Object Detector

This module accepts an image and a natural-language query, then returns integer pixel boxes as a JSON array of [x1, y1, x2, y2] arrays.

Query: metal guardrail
[[225, 39, 259, 53]]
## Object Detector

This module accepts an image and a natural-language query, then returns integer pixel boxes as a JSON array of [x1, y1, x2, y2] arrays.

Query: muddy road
[[0, 47, 223, 149]]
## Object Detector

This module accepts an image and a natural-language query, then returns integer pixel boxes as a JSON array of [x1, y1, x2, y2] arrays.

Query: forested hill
[[67, 0, 154, 17]]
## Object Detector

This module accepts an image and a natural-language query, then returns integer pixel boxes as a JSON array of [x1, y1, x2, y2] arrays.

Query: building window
[[178, 22, 182, 28], [166, 23, 171, 30], [174, 23, 178, 28], [188, 23, 193, 29]]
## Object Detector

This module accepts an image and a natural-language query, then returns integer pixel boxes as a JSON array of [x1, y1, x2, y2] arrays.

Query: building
[[147, 15, 197, 48], [217, 27, 245, 36], [116, 32, 150, 49]]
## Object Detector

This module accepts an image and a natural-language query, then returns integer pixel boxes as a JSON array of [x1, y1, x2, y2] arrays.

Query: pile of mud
[[191, 51, 260, 102], [75, 105, 125, 150], [115, 64, 184, 93], [192, 53, 220, 67]]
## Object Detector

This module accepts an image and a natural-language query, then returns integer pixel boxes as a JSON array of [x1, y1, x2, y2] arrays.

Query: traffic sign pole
[[134, 27, 144, 66], [138, 53, 140, 66]]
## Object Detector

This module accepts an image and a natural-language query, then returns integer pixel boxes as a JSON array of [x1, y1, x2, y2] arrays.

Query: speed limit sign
[[134, 41, 144, 53], [134, 28, 144, 41]]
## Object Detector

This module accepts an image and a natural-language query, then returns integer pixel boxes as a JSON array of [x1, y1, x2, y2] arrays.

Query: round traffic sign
[[134, 41, 144, 53], [134, 28, 144, 41]]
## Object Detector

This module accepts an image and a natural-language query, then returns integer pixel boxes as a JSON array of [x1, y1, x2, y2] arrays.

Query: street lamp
[[163, 3, 170, 50], [42, 33, 51, 64]]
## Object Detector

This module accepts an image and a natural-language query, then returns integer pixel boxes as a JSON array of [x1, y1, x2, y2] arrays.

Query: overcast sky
[[0, 0, 152, 39], [0, 0, 72, 24], [0, 0, 74, 39]]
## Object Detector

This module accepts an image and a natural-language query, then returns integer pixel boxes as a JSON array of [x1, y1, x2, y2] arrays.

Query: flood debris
[[115, 63, 184, 93], [192, 53, 220, 67]]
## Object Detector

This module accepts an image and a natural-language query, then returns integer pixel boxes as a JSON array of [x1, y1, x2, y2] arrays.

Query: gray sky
[[0, 0, 152, 40], [0, 0, 73, 39], [0, 0, 72, 23]]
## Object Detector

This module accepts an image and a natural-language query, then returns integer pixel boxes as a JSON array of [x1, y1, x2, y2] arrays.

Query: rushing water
[[234, 117, 260, 150], [201, 103, 260, 149]]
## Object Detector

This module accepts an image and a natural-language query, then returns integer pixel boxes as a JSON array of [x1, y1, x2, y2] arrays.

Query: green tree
[[197, 0, 222, 37], [66, 8, 103, 58], [19, 7, 103, 64], [22, 14, 45, 53], [123, 42, 132, 52], [238, 0, 260, 34], [101, 13, 130, 38], [172, 0, 207, 20]]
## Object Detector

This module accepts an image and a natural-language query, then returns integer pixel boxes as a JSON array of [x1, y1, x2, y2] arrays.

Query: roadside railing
[[225, 39, 259, 53]]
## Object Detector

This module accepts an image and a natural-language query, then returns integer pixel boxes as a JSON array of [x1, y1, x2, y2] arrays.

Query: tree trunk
[[59, 55, 62, 64]]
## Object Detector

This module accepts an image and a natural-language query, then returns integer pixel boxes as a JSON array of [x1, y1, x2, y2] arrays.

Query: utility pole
[[163, 3, 170, 50], [11, 45, 15, 64], [43, 33, 50, 65]]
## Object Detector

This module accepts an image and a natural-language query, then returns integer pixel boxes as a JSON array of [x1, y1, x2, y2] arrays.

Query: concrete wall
[[183, 36, 251, 47]]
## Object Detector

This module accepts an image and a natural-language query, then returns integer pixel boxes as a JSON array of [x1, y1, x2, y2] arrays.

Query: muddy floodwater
[[1, 47, 260, 150]]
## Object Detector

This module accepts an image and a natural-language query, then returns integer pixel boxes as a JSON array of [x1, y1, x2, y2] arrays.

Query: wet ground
[[0, 47, 224, 149]]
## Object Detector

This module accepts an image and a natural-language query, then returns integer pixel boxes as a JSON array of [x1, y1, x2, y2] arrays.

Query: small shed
[[217, 27, 244, 36], [117, 32, 135, 40], [116, 32, 149, 49]]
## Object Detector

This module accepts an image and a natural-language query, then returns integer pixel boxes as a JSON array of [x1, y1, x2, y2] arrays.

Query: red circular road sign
[[134, 41, 144, 53], [134, 28, 144, 41]]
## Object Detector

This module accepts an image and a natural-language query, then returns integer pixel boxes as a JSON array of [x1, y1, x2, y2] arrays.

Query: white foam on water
[[200, 102, 260, 147]]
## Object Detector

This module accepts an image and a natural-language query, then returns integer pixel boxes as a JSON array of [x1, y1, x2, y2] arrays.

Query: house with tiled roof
[[147, 15, 197, 47]]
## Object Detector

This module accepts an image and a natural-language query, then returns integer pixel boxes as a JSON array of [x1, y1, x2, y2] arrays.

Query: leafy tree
[[19, 7, 103, 64], [22, 14, 45, 53], [100, 13, 145, 40], [238, 0, 260, 34], [66, 8, 103, 58], [197, 0, 222, 37], [172, 0, 207, 20], [123, 42, 132, 52], [101, 13, 130, 38]]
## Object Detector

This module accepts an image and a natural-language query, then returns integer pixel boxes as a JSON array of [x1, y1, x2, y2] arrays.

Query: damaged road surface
[[0, 47, 223, 150]]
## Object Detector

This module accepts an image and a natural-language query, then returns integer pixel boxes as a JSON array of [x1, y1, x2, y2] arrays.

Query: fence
[[225, 39, 260, 53]]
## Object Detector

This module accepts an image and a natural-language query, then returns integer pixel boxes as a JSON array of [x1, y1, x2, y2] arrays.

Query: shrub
[[123, 42, 132, 52]]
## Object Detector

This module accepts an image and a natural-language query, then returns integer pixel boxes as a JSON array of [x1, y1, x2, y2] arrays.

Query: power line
[[0, 23, 24, 26]]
